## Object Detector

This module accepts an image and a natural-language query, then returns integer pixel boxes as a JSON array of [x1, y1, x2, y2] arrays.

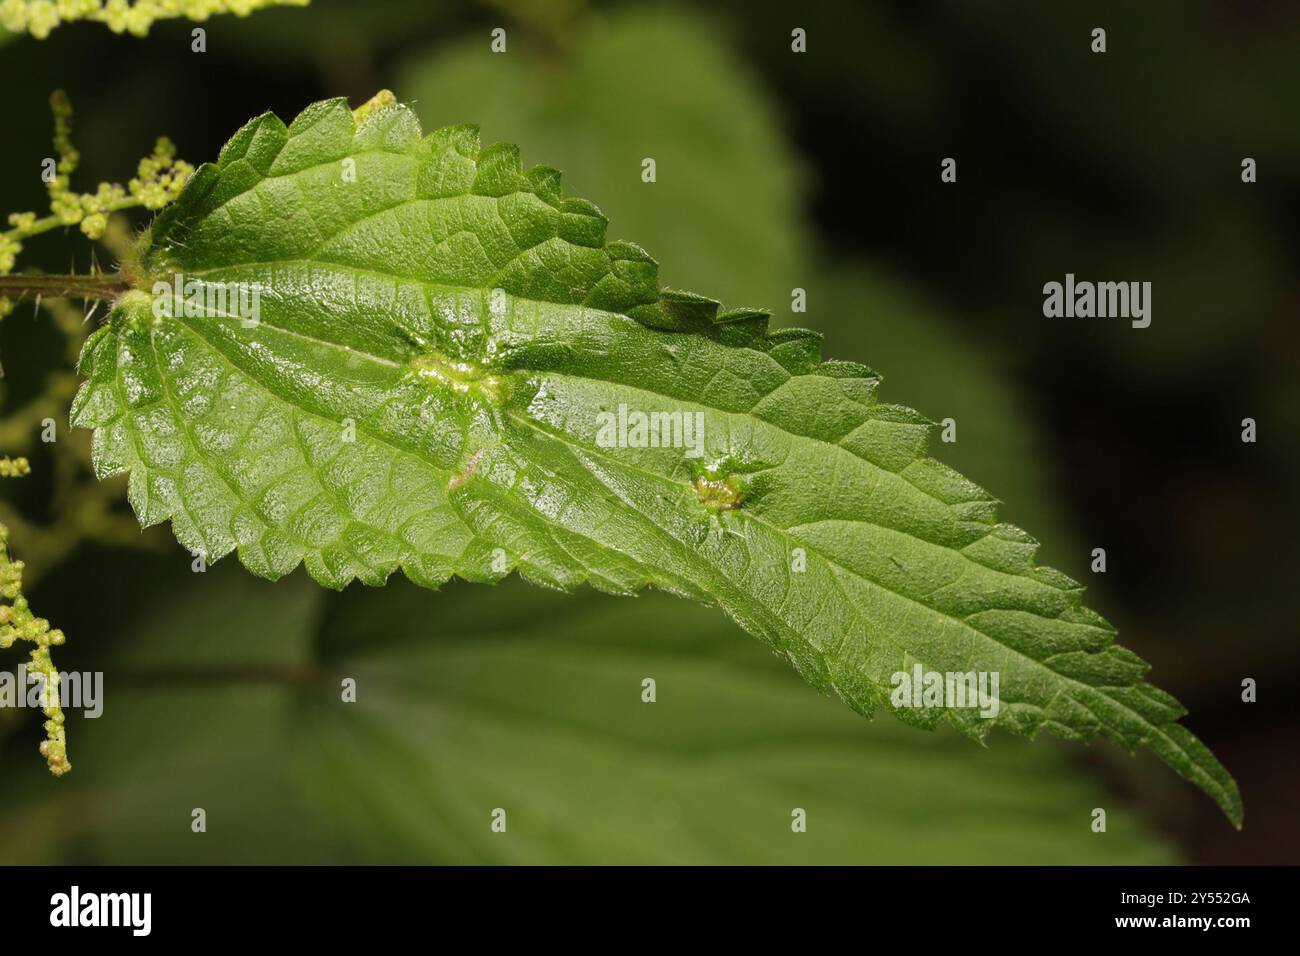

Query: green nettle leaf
[[69, 94, 1241, 826]]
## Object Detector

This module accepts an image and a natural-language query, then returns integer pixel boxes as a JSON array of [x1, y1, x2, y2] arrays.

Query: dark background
[[0, 0, 1295, 864]]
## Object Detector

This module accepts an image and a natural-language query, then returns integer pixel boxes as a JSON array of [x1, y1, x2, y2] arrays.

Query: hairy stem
[[0, 273, 129, 301]]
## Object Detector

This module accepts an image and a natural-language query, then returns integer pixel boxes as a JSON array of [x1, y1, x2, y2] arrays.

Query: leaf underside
[[70, 96, 1241, 826]]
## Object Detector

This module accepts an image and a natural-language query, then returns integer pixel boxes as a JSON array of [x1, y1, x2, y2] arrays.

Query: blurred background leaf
[[400, 5, 809, 313], [1, 560, 1172, 864]]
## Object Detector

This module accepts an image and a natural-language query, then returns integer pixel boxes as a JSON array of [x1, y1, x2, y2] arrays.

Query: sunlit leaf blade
[[69, 95, 1241, 825]]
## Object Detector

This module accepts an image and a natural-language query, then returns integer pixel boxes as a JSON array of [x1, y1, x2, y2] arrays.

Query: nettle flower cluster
[[0, 0, 305, 39], [0, 91, 193, 318], [0, 456, 70, 776], [0, 92, 192, 774]]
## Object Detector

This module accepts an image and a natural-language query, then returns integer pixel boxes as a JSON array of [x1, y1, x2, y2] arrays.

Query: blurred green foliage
[[1, 562, 1170, 864], [402, 6, 809, 314]]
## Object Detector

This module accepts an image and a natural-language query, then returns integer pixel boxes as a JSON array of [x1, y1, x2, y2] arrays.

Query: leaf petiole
[[0, 273, 129, 303]]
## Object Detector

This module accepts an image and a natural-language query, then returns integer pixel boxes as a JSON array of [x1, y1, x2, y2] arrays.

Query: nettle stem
[[0, 273, 130, 302]]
